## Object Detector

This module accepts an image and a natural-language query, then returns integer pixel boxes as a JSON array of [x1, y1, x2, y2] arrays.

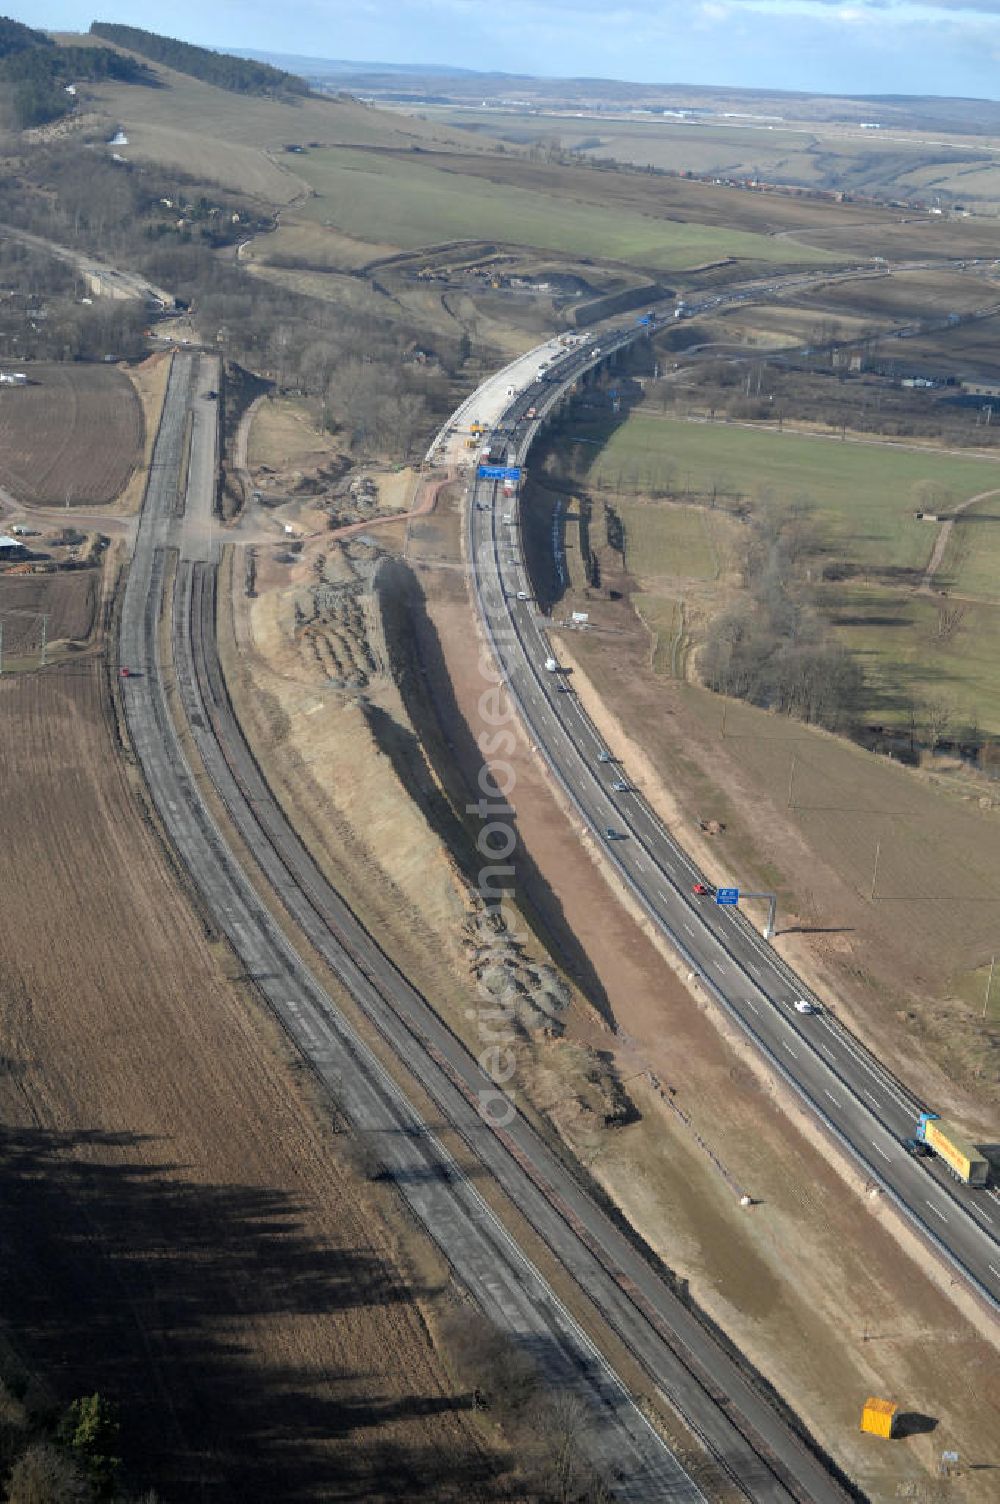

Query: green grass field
[[618, 501, 721, 580], [292, 147, 836, 271], [575, 413, 1000, 571], [572, 410, 1000, 732], [91, 65, 484, 205], [827, 586, 1000, 735], [633, 593, 685, 675], [416, 106, 1000, 214], [939, 492, 1000, 601]]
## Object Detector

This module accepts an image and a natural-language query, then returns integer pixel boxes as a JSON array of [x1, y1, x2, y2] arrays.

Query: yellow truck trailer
[[917, 1113, 989, 1186]]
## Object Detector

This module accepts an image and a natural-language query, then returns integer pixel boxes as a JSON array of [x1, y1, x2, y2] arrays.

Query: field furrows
[[0, 364, 142, 505], [0, 665, 489, 1500]]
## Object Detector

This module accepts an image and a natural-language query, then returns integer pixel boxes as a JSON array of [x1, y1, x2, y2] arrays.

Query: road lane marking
[[872, 1142, 892, 1162], [746, 961, 761, 977], [863, 1089, 880, 1107], [926, 1201, 948, 1224], [714, 962, 727, 974], [658, 890, 670, 903], [824, 1090, 841, 1107], [782, 1041, 798, 1057], [819, 1017, 918, 1116], [683, 923, 694, 936], [745, 1001, 759, 1015], [989, 1264, 1000, 1281], [971, 1204, 994, 1225]]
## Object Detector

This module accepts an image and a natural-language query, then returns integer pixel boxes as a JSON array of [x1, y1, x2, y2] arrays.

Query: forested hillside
[[89, 22, 310, 96], [0, 15, 145, 128]]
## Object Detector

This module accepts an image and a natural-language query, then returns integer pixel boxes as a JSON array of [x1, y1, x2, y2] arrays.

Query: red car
[[692, 882, 715, 896]]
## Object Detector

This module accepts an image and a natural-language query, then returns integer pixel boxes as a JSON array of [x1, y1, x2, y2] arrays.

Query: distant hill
[[0, 14, 146, 128], [230, 49, 480, 80], [89, 23, 311, 97], [230, 50, 1000, 136]]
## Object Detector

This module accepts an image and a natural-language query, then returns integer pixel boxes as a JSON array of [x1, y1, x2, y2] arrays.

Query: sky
[[15, 0, 1000, 99]]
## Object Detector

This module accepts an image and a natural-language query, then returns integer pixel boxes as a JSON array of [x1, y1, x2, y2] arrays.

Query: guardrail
[[459, 331, 999, 1314]]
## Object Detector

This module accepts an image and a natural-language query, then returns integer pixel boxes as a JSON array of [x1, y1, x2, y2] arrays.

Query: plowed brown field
[[0, 664, 491, 1502], [0, 571, 96, 653], [0, 364, 142, 505]]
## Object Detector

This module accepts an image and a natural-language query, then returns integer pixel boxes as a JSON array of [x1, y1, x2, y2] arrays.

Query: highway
[[0, 221, 173, 306], [121, 352, 705, 1500], [117, 356, 864, 1501], [456, 325, 1000, 1314]]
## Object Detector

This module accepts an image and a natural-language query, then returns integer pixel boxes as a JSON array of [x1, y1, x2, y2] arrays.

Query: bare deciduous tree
[[935, 601, 966, 641], [912, 479, 954, 516], [6, 1442, 90, 1504], [923, 697, 955, 751], [538, 1392, 589, 1504]]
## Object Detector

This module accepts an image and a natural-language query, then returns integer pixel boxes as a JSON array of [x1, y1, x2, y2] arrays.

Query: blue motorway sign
[[478, 465, 522, 481], [715, 887, 739, 906], [636, 314, 653, 326]]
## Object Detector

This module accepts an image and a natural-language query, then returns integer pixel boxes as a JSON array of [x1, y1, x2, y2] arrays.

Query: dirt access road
[[919, 485, 1000, 590]]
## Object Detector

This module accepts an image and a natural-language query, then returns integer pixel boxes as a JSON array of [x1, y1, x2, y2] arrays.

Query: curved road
[[0, 221, 173, 306], [456, 327, 1000, 1313], [117, 353, 863, 1501]]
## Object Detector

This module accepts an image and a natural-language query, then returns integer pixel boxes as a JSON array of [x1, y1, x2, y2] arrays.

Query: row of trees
[[1, 1384, 158, 1503], [0, 296, 147, 362], [648, 354, 1000, 450], [441, 1308, 624, 1504], [700, 505, 866, 731], [0, 236, 76, 297]]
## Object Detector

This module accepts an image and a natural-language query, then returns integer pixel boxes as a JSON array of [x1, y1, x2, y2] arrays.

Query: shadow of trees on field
[[0, 1126, 499, 1502], [518, 476, 574, 614], [831, 614, 910, 629], [780, 925, 854, 937]]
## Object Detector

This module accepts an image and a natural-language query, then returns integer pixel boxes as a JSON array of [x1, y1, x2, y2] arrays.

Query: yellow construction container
[[860, 1398, 898, 1439]]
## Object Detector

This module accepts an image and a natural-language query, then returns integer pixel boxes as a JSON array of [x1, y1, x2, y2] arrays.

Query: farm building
[[0, 537, 28, 560], [0, 371, 29, 386]]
